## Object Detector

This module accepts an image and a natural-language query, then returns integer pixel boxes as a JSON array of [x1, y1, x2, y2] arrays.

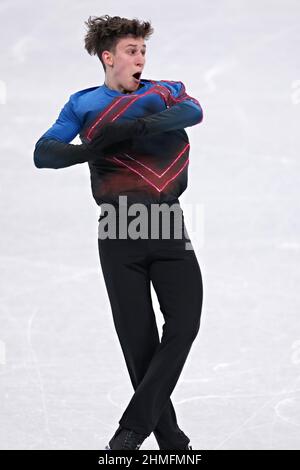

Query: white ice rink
[[0, 0, 299, 450]]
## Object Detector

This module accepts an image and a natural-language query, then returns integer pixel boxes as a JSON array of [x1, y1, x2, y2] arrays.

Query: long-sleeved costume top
[[34, 79, 203, 207]]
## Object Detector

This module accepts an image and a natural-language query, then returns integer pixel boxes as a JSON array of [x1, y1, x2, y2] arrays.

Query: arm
[[137, 79, 203, 132], [133, 99, 203, 134], [89, 81, 203, 151], [33, 137, 100, 169], [33, 94, 103, 169]]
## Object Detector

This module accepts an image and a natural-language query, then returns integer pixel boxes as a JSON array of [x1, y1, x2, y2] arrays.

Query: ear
[[102, 50, 113, 67]]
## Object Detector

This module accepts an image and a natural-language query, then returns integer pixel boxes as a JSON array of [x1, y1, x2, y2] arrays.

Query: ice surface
[[0, 0, 299, 450]]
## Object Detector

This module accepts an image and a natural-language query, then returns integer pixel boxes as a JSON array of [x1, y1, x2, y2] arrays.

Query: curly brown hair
[[84, 15, 154, 72]]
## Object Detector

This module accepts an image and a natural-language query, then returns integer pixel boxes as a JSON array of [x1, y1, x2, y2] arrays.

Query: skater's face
[[102, 36, 146, 94]]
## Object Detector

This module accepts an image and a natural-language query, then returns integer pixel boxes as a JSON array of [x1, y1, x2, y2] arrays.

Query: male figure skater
[[33, 15, 204, 450]]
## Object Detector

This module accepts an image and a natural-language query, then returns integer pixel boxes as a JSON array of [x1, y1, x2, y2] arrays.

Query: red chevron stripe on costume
[[83, 82, 196, 142], [112, 143, 189, 192]]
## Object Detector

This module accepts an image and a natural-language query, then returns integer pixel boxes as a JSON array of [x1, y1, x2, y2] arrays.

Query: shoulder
[[69, 85, 100, 103], [67, 86, 100, 121], [143, 78, 184, 92], [155, 79, 185, 98]]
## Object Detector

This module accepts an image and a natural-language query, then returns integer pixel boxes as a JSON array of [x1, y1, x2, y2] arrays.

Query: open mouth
[[132, 72, 142, 82]]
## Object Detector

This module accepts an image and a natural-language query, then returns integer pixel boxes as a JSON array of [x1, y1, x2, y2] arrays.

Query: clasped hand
[[88, 119, 145, 153]]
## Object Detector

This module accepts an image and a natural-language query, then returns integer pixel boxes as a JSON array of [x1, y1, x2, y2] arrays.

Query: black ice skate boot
[[157, 429, 192, 450], [105, 425, 148, 450]]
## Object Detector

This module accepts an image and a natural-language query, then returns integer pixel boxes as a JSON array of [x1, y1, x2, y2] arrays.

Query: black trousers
[[97, 200, 203, 448]]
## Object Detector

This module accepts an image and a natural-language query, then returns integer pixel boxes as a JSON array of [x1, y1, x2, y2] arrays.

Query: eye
[[128, 49, 146, 55]]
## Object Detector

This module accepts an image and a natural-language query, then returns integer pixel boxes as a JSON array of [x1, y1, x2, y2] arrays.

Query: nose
[[135, 51, 145, 66]]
